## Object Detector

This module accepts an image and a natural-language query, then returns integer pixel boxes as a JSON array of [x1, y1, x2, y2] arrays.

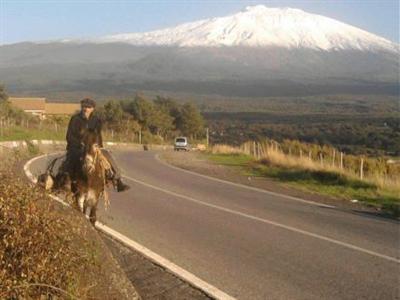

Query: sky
[[1, 0, 399, 45]]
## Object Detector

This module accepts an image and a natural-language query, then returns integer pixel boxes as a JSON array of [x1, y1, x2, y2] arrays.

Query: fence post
[[261, 143, 265, 157], [257, 142, 260, 159], [332, 149, 336, 167], [360, 158, 364, 180], [299, 149, 303, 159], [308, 150, 312, 160], [206, 127, 209, 149], [340, 152, 344, 170], [319, 152, 323, 166]]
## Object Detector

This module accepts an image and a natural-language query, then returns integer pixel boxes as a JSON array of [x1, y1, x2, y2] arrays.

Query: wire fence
[[210, 139, 400, 191]]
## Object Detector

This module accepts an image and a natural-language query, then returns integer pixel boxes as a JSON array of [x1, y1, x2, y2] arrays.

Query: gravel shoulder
[[160, 150, 384, 216], [101, 233, 212, 300]]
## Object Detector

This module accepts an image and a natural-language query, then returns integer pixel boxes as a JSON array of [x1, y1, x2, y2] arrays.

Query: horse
[[36, 130, 109, 225], [37, 155, 72, 202], [73, 129, 109, 225]]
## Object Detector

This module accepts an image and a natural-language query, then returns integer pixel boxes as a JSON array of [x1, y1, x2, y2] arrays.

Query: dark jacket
[[66, 112, 103, 153]]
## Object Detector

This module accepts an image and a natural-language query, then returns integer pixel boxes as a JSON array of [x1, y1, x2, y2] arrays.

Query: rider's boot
[[105, 168, 130, 192], [116, 178, 130, 192]]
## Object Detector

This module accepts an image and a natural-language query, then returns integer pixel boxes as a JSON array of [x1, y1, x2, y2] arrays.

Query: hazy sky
[[1, 0, 399, 45]]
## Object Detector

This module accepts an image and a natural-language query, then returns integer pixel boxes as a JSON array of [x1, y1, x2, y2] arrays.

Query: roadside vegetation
[[0, 176, 93, 298], [207, 141, 400, 217], [1, 85, 206, 144], [0, 147, 138, 299]]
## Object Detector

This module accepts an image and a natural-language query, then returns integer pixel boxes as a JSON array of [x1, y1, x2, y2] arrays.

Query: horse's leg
[[73, 192, 80, 211], [83, 197, 88, 216], [74, 192, 85, 213], [89, 204, 97, 225]]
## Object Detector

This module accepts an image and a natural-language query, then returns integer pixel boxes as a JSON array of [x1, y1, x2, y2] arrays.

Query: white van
[[174, 137, 190, 151]]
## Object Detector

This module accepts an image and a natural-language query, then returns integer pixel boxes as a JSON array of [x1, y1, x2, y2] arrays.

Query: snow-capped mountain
[[0, 6, 398, 97], [89, 6, 397, 53]]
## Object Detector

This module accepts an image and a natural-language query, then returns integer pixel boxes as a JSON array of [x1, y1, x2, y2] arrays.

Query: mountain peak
[[243, 5, 303, 13], [85, 6, 397, 53]]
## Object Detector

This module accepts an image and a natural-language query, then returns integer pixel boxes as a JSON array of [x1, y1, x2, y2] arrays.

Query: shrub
[[0, 173, 95, 298]]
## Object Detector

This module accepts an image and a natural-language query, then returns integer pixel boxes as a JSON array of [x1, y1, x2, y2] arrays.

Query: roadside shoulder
[[159, 151, 387, 217]]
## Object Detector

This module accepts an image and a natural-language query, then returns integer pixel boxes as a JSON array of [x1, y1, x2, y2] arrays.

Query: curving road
[[30, 149, 400, 300]]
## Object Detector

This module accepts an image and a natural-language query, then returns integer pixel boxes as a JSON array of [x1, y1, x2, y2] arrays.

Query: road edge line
[[96, 223, 236, 300], [24, 154, 237, 300], [155, 153, 335, 208], [123, 173, 400, 264]]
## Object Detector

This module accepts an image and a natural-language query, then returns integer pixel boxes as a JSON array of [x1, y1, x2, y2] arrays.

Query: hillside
[[0, 5, 398, 97]]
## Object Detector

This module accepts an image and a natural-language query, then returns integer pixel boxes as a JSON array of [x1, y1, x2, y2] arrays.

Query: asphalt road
[[30, 150, 400, 300]]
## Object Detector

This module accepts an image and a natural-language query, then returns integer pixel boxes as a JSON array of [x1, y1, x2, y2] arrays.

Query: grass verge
[[205, 153, 400, 218], [0, 126, 66, 141]]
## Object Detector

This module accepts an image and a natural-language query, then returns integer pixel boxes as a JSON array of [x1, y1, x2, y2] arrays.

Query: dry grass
[[262, 145, 400, 195], [369, 174, 400, 193], [209, 144, 244, 155], [261, 146, 322, 170], [211, 141, 400, 195], [0, 172, 96, 298], [0, 154, 139, 299]]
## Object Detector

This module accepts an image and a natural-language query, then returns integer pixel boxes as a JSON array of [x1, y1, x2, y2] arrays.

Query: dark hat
[[80, 98, 96, 108]]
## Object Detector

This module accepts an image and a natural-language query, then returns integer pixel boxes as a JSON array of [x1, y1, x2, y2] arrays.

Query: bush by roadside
[[0, 174, 94, 298], [0, 157, 139, 299]]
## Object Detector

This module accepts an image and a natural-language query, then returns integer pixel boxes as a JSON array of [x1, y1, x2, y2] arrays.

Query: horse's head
[[82, 129, 100, 175]]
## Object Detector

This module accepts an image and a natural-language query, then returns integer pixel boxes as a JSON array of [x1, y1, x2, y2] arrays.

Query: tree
[[0, 85, 28, 123], [125, 95, 154, 128], [177, 103, 204, 139], [0, 85, 8, 102], [99, 100, 124, 125], [154, 96, 180, 116], [148, 109, 174, 137], [0, 85, 10, 117], [154, 96, 181, 131]]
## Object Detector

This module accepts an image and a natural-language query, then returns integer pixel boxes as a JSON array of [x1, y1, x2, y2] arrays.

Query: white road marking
[[155, 153, 336, 209], [96, 223, 236, 300], [123, 173, 400, 264], [24, 154, 237, 300], [24, 152, 65, 184]]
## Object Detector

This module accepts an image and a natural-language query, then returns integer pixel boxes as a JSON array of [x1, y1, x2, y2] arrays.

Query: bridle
[[81, 142, 111, 209], [83, 143, 100, 175]]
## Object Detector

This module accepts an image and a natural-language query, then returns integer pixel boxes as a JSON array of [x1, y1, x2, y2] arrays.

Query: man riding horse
[[65, 98, 130, 192]]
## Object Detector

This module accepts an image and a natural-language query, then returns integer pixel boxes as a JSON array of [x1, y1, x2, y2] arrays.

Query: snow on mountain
[[84, 5, 398, 53]]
